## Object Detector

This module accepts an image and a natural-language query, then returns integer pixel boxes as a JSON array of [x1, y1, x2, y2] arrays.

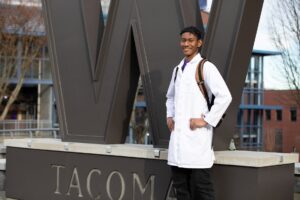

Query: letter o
[[106, 171, 125, 200]]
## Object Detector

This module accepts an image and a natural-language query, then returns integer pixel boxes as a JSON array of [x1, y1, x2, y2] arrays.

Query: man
[[166, 26, 232, 200]]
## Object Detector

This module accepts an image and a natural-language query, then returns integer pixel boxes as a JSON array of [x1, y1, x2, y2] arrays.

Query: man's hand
[[190, 115, 207, 130], [167, 117, 175, 132]]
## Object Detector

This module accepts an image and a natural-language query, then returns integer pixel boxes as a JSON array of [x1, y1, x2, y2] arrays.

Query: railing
[[0, 120, 59, 139], [0, 128, 59, 139]]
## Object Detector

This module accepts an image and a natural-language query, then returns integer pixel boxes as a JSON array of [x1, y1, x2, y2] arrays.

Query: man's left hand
[[190, 116, 207, 130]]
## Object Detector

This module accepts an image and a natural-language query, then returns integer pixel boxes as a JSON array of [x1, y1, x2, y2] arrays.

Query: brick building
[[264, 90, 300, 153]]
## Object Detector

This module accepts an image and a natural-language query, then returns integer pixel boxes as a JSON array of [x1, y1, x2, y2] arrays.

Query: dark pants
[[171, 166, 215, 200]]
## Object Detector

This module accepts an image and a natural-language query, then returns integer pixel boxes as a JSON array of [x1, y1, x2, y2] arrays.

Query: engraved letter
[[51, 164, 65, 195], [133, 173, 155, 200], [87, 169, 102, 200], [66, 167, 83, 197], [106, 171, 125, 200], [165, 181, 176, 200]]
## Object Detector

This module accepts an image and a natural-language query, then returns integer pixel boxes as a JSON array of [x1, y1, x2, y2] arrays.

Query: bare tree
[[0, 0, 46, 119], [269, 0, 300, 107]]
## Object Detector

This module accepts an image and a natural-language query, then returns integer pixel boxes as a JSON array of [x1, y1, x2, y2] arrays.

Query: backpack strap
[[196, 59, 226, 129], [196, 58, 213, 110]]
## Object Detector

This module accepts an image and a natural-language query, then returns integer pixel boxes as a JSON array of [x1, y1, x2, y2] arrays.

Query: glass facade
[[237, 52, 282, 150], [238, 55, 264, 149]]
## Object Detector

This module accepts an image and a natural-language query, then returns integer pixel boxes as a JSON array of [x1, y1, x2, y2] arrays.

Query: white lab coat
[[166, 53, 232, 168]]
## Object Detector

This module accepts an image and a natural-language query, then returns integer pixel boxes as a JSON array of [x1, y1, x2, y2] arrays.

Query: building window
[[290, 107, 297, 122], [265, 110, 271, 121], [276, 110, 282, 121]]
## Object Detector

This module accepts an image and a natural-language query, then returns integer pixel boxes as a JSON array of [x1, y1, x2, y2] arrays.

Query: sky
[[254, 0, 290, 90], [205, 0, 290, 90]]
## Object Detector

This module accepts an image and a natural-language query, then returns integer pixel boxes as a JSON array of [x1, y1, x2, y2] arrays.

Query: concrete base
[[6, 147, 173, 200], [4, 139, 299, 200], [213, 164, 294, 200]]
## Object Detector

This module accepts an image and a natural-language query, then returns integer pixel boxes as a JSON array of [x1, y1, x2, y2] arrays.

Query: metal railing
[[0, 128, 59, 139], [0, 120, 59, 139]]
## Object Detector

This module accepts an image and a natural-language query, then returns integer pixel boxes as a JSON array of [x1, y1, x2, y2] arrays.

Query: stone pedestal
[[4, 139, 298, 200], [214, 151, 297, 200]]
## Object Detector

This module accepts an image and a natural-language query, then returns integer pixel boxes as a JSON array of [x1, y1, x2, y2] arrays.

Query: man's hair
[[180, 26, 204, 40]]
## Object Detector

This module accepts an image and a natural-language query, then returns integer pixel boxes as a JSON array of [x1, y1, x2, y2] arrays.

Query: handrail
[[0, 127, 59, 139]]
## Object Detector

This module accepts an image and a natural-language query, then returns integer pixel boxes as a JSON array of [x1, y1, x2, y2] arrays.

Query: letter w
[[42, 0, 202, 145]]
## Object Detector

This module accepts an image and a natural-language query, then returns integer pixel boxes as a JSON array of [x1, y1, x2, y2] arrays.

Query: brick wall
[[264, 90, 300, 154]]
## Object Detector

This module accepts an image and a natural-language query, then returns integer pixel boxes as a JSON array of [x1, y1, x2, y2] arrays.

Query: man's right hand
[[167, 117, 174, 132]]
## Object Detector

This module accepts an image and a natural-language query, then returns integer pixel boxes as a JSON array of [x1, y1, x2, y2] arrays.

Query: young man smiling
[[166, 26, 232, 200]]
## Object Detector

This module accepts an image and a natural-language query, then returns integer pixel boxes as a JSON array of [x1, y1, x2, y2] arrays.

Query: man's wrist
[[202, 117, 209, 126]]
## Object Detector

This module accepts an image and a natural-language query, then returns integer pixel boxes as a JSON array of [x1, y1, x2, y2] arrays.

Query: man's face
[[180, 32, 202, 59]]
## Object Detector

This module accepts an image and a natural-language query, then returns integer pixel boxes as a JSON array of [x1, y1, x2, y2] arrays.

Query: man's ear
[[198, 40, 203, 48]]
